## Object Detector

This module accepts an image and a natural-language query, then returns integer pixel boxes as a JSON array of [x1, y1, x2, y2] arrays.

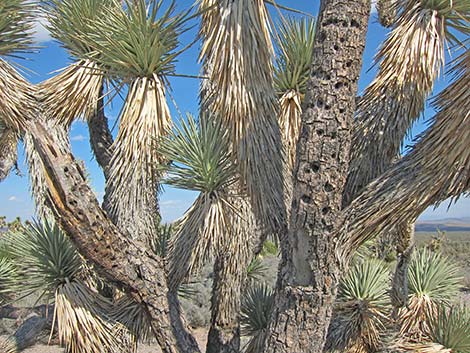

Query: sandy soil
[[17, 328, 208, 353]]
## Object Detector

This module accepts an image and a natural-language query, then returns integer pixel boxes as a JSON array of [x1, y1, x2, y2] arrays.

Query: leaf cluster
[[274, 16, 315, 96], [159, 114, 236, 193], [0, 0, 35, 56]]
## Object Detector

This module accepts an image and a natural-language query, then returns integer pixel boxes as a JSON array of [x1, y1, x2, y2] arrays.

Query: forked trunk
[[29, 120, 200, 353], [264, 1, 371, 352]]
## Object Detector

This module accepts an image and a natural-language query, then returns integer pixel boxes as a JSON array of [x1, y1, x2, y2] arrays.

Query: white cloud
[[31, 16, 52, 43], [160, 200, 181, 207], [71, 134, 86, 142], [8, 196, 18, 202]]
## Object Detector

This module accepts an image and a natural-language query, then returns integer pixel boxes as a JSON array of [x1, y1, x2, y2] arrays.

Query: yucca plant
[[0, 256, 18, 304], [274, 16, 315, 171], [326, 259, 391, 353], [426, 304, 470, 353], [240, 283, 274, 353], [82, 0, 189, 240], [0, 0, 35, 57], [399, 248, 463, 339], [40, 0, 119, 127], [160, 114, 238, 290], [199, 0, 286, 234], [246, 257, 268, 284], [6, 220, 128, 353], [0, 58, 35, 133], [346, 0, 470, 202]]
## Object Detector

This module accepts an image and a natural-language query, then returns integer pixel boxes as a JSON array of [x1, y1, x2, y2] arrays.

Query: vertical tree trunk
[[265, 1, 370, 352], [0, 127, 18, 182], [206, 254, 243, 353], [391, 222, 414, 317], [206, 191, 255, 353]]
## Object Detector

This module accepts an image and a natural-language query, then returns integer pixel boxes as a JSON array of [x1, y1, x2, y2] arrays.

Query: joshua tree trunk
[[264, 1, 371, 352], [391, 222, 414, 317], [206, 254, 244, 353], [29, 120, 200, 353], [0, 127, 18, 182], [87, 86, 114, 181], [206, 190, 256, 353]]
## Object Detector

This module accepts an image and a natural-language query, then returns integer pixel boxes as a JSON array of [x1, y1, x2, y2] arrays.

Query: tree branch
[[340, 61, 470, 258], [0, 126, 19, 182], [87, 86, 114, 181], [29, 120, 200, 353]]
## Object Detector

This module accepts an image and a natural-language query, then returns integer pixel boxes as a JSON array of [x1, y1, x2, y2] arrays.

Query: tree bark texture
[[206, 190, 256, 353], [87, 86, 114, 181], [29, 120, 200, 353], [391, 222, 414, 317], [0, 126, 18, 182], [265, 1, 371, 352]]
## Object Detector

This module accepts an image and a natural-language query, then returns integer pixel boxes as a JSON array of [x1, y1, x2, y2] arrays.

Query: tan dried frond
[[0, 59, 35, 133], [341, 49, 470, 258], [39, 59, 103, 127], [199, 0, 286, 233], [168, 191, 230, 290], [398, 295, 436, 339], [24, 121, 71, 219], [278, 90, 302, 171], [397, 341, 452, 353], [346, 1, 446, 202], [105, 76, 171, 241], [0, 336, 16, 353], [0, 125, 18, 181], [54, 281, 132, 353], [110, 295, 152, 346]]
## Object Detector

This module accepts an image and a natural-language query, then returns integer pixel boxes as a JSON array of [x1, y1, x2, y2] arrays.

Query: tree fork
[[29, 120, 200, 353], [264, 1, 371, 352]]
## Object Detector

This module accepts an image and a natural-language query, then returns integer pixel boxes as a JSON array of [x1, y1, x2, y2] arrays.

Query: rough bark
[[87, 87, 113, 181], [264, 1, 371, 352], [28, 120, 200, 353], [205, 190, 256, 353], [376, 0, 397, 28], [391, 222, 414, 317], [0, 127, 18, 182], [206, 254, 242, 353]]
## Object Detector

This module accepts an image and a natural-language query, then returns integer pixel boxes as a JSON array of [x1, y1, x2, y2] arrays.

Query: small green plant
[[399, 248, 462, 338], [426, 304, 470, 353], [241, 283, 274, 353], [326, 259, 391, 353], [7, 220, 128, 353]]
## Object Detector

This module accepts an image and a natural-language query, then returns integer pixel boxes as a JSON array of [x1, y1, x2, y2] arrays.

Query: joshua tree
[[1, 1, 470, 353]]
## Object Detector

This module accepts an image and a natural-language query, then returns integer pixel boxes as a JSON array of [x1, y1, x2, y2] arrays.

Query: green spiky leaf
[[274, 16, 315, 96], [159, 114, 236, 193], [0, 0, 35, 56], [44, 0, 120, 58], [427, 304, 470, 353], [83, 0, 189, 79], [408, 248, 462, 300], [7, 220, 83, 299]]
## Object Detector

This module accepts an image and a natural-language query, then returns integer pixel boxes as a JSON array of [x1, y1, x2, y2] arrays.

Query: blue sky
[[0, 0, 468, 222]]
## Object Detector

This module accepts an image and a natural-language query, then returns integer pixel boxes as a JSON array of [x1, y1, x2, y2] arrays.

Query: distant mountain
[[415, 217, 470, 232]]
